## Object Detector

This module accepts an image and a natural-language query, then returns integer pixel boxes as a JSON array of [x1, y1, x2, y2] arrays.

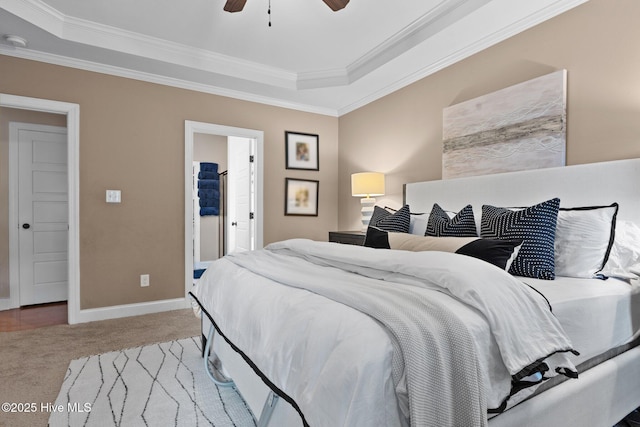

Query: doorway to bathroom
[[184, 121, 264, 296]]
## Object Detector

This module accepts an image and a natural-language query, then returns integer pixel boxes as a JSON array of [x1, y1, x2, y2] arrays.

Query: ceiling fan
[[223, 0, 350, 13]]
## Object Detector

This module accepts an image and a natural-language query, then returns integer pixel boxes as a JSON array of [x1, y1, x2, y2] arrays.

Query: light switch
[[106, 190, 121, 203]]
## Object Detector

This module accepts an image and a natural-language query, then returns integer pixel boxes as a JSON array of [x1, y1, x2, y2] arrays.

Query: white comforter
[[191, 239, 579, 427]]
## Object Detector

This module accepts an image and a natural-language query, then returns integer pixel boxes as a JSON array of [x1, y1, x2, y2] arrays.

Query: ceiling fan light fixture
[[224, 0, 247, 13], [322, 0, 350, 11]]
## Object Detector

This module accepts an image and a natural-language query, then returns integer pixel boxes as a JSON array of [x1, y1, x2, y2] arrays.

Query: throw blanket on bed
[[223, 239, 578, 427]]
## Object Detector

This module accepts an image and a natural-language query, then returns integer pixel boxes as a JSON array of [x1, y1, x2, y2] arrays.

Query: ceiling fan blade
[[322, 0, 350, 11], [224, 0, 247, 12]]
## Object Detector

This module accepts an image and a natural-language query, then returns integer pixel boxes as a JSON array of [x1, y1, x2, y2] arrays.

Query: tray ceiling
[[0, 0, 586, 116]]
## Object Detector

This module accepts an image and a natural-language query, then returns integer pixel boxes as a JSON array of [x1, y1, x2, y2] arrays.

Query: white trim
[[192, 161, 201, 264], [337, 0, 590, 116], [184, 121, 264, 300], [0, 0, 582, 93], [0, 47, 339, 118], [296, 0, 492, 90], [0, 93, 81, 323], [4, 125, 20, 311], [0, 300, 16, 311], [0, 0, 296, 89], [296, 68, 350, 90], [0, 0, 586, 117], [73, 298, 192, 324], [345, 0, 491, 84]]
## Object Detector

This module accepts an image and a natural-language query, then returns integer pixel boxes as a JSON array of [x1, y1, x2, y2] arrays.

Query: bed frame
[[205, 158, 640, 427], [405, 158, 640, 427]]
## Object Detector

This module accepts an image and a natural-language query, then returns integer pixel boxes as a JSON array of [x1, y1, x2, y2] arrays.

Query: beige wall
[[0, 57, 338, 309], [0, 108, 67, 298], [338, 0, 640, 230], [3, 0, 640, 310]]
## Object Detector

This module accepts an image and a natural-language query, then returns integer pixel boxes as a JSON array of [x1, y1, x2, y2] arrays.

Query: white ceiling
[[0, 0, 586, 116]]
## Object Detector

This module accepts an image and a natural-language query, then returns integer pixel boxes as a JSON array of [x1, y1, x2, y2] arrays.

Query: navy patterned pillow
[[369, 206, 391, 229], [369, 205, 411, 233], [426, 203, 477, 237], [481, 198, 560, 280]]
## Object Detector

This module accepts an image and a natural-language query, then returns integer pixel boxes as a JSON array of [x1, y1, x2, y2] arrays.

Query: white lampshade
[[351, 172, 385, 197], [351, 172, 385, 231]]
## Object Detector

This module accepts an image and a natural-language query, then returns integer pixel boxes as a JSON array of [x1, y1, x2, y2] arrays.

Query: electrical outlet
[[140, 274, 149, 287]]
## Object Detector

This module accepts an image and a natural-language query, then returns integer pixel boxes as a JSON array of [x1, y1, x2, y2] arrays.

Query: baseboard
[[71, 297, 193, 324], [0, 297, 19, 312]]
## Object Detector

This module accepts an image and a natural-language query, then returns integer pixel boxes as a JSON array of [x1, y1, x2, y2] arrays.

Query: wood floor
[[0, 301, 67, 332]]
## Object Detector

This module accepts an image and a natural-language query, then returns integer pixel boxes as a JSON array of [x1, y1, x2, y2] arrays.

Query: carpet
[[49, 337, 257, 427]]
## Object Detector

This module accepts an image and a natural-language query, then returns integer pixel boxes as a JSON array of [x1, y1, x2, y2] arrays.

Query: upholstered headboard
[[404, 158, 640, 225]]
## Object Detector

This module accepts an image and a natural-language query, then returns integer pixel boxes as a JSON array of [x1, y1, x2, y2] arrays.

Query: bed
[[190, 158, 640, 427]]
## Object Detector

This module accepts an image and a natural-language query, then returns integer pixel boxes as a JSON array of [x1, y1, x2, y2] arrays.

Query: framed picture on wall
[[285, 131, 319, 170], [285, 178, 319, 216]]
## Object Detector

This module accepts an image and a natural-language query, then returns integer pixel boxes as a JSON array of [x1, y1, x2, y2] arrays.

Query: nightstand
[[328, 230, 366, 246]]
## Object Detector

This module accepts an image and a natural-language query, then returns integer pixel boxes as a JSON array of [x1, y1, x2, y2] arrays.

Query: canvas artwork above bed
[[190, 159, 640, 427], [442, 70, 567, 179]]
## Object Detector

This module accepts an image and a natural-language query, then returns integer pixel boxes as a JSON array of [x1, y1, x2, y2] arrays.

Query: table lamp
[[351, 172, 385, 231]]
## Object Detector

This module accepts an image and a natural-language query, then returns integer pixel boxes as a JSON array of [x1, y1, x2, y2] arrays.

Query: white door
[[16, 124, 68, 306], [227, 136, 254, 253]]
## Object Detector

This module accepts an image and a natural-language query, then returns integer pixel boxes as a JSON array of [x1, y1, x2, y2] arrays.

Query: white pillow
[[554, 204, 618, 278], [409, 213, 429, 236], [600, 220, 640, 280]]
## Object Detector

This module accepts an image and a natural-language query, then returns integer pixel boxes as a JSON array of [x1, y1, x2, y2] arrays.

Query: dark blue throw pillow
[[481, 198, 560, 280], [369, 206, 391, 230], [369, 205, 411, 233], [426, 203, 477, 237]]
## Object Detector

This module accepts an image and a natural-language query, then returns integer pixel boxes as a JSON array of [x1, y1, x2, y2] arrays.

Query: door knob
[[231, 221, 237, 226], [22, 223, 31, 229]]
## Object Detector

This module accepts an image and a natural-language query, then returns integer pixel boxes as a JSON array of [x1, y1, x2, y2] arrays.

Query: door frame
[[0, 94, 80, 324], [9, 122, 68, 306], [184, 120, 264, 298]]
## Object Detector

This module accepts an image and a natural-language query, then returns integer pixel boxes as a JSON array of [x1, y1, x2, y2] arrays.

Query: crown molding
[[0, 0, 493, 91], [296, 0, 491, 89], [2, 0, 587, 116], [2, 0, 66, 33], [336, 0, 589, 115], [296, 68, 349, 89], [0, 46, 340, 116], [60, 13, 299, 89], [3, 0, 299, 88], [345, 0, 492, 85]]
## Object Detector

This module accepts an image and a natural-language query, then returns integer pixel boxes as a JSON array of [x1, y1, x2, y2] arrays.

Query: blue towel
[[197, 179, 220, 190], [200, 162, 218, 174], [198, 171, 219, 180], [193, 269, 206, 279], [198, 189, 220, 200], [199, 198, 219, 208], [200, 206, 219, 216]]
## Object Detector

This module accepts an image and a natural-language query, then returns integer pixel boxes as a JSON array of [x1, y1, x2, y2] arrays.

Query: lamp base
[[360, 197, 376, 231]]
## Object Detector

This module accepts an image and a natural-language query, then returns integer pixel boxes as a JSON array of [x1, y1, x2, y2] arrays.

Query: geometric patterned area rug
[[49, 337, 257, 426]]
